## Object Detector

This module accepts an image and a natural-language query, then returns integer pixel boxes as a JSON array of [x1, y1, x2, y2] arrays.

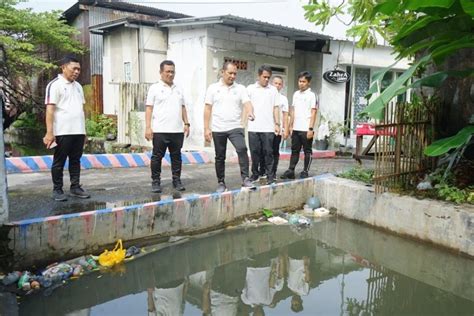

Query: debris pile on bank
[[0, 240, 141, 297]]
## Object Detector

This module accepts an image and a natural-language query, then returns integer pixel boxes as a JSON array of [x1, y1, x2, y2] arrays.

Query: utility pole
[[343, 36, 356, 149], [0, 95, 9, 225]]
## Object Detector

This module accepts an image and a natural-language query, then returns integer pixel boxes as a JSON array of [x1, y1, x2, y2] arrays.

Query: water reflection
[[18, 220, 474, 316]]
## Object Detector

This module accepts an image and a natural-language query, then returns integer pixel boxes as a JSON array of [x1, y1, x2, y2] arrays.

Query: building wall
[[141, 27, 168, 84], [103, 28, 139, 115], [294, 49, 324, 96], [102, 26, 167, 115], [205, 25, 296, 93], [320, 40, 410, 146], [166, 27, 209, 149]]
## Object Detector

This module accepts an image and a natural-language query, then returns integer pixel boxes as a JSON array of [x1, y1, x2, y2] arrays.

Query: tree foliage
[[304, 0, 474, 60], [0, 0, 83, 128], [303, 0, 474, 119]]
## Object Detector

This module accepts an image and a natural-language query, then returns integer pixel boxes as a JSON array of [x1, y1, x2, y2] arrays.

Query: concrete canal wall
[[315, 175, 474, 257], [5, 177, 316, 268], [3, 174, 473, 269]]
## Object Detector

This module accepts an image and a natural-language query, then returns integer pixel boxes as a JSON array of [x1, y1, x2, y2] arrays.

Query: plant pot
[[314, 139, 329, 150]]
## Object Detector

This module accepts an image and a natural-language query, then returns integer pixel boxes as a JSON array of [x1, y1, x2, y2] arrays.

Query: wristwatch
[[309, 127, 314, 131], [275, 123, 281, 126], [184, 123, 190, 127]]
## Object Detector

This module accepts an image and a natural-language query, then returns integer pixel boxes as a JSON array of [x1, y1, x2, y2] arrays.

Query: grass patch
[[338, 167, 374, 184]]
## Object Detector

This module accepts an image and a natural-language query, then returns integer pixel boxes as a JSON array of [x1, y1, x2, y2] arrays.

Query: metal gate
[[374, 102, 432, 193], [117, 82, 151, 144]]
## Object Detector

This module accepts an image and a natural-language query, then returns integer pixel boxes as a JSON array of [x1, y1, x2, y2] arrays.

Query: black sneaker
[[280, 169, 295, 179], [216, 182, 227, 193], [151, 181, 162, 193], [52, 189, 67, 201], [267, 175, 276, 185], [300, 171, 309, 179], [69, 186, 90, 199], [242, 177, 257, 189], [173, 179, 186, 191], [250, 174, 259, 183]]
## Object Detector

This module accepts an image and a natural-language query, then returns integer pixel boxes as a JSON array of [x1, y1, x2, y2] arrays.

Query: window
[[224, 58, 248, 70]]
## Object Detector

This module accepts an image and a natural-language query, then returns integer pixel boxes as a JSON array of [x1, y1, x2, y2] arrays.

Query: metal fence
[[117, 82, 151, 144], [374, 102, 432, 193]]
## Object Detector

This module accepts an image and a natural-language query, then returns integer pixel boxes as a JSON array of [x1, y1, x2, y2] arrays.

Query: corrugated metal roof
[[63, 0, 190, 22], [158, 14, 331, 41], [89, 17, 160, 34]]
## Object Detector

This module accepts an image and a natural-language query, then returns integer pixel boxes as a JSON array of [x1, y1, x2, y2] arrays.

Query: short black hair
[[60, 55, 79, 66], [222, 61, 237, 71], [297, 71, 312, 82], [160, 60, 175, 71], [272, 75, 283, 82], [257, 65, 272, 76]]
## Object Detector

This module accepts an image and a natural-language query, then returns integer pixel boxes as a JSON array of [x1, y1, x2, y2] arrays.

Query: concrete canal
[[14, 217, 474, 316]]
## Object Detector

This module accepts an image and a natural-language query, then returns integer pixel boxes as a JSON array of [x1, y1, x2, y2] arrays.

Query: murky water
[[17, 218, 474, 315]]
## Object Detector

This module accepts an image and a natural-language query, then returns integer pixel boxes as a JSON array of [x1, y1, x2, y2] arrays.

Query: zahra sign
[[323, 69, 350, 84]]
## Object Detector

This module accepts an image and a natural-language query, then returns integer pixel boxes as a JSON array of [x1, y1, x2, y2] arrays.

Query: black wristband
[[309, 127, 314, 131], [184, 123, 190, 127]]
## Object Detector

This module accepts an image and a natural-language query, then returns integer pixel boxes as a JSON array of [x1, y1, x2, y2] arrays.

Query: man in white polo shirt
[[43, 55, 90, 201], [281, 71, 318, 179], [145, 60, 190, 193], [204, 61, 256, 193], [247, 65, 280, 184]]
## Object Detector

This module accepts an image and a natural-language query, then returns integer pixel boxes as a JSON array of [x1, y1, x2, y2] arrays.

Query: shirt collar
[[58, 74, 74, 84], [298, 88, 312, 94], [255, 81, 270, 89], [159, 79, 175, 89], [219, 78, 235, 88]]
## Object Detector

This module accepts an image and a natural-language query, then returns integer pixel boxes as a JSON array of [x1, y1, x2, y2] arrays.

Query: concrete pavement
[[7, 158, 364, 221]]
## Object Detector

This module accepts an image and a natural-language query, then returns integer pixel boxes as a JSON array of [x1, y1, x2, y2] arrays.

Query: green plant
[[86, 114, 116, 138], [328, 121, 348, 142], [435, 183, 469, 204], [1, 0, 84, 122], [428, 168, 473, 204], [11, 112, 42, 130], [338, 167, 374, 184], [304, 0, 474, 120], [424, 125, 474, 180]]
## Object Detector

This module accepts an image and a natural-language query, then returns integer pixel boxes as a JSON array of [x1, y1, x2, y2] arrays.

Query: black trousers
[[51, 134, 85, 191], [151, 133, 184, 182], [259, 134, 282, 176], [249, 132, 274, 178], [212, 128, 249, 183], [289, 131, 313, 172]]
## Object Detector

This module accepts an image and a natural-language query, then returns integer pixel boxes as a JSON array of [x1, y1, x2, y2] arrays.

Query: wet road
[[7, 158, 367, 221]]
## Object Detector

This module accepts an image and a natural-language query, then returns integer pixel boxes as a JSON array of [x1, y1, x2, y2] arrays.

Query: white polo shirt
[[45, 74, 86, 136], [146, 80, 185, 133], [152, 283, 185, 316], [279, 93, 289, 126], [205, 79, 250, 132], [288, 258, 310, 296], [291, 88, 318, 132], [247, 82, 279, 133]]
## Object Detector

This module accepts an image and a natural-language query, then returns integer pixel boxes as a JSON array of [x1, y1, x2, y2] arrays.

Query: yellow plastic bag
[[98, 239, 126, 267]]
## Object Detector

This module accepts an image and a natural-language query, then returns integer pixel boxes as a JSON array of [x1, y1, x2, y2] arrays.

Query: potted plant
[[315, 115, 329, 150]]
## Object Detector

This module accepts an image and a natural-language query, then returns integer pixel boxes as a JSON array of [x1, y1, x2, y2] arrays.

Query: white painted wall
[[141, 27, 168, 84], [102, 26, 167, 116], [102, 28, 139, 115], [167, 27, 209, 150], [320, 40, 410, 146]]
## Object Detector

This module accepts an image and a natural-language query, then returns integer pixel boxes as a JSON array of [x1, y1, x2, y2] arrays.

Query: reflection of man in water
[[287, 241, 313, 313], [240, 250, 285, 315], [201, 260, 247, 316], [147, 279, 187, 316]]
